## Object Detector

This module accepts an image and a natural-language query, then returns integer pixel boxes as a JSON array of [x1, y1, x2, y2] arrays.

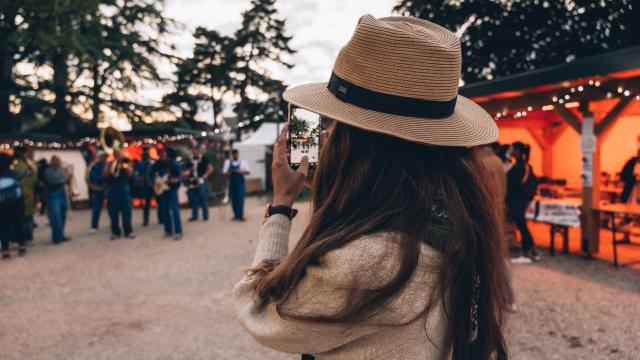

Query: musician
[[43, 155, 71, 244], [223, 149, 250, 221], [185, 144, 214, 222], [12, 145, 38, 242], [104, 150, 135, 240], [149, 147, 183, 239], [88, 151, 108, 233], [134, 147, 158, 226]]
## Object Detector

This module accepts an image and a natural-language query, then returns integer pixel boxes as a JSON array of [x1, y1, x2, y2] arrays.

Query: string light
[[0, 132, 214, 152]]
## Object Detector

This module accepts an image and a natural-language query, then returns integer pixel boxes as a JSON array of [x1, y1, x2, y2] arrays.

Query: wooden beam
[[594, 95, 635, 135], [526, 127, 548, 149], [545, 122, 568, 145], [554, 105, 582, 133]]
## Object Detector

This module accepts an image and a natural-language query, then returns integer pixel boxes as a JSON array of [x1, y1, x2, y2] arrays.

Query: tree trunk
[[235, 89, 246, 141], [210, 84, 223, 130], [0, 48, 15, 133], [0, 5, 18, 134], [91, 61, 101, 127], [50, 49, 70, 133]]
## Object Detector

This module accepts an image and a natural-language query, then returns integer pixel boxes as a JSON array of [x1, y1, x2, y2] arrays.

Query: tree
[[0, 0, 175, 135], [0, 1, 29, 133], [232, 0, 295, 136], [163, 56, 201, 125], [81, 0, 174, 126], [393, 0, 640, 84], [191, 27, 235, 128], [21, 0, 101, 133]]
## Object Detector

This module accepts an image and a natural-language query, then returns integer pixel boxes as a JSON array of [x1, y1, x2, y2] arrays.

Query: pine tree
[[84, 0, 174, 126], [232, 0, 295, 137], [0, 1, 29, 133], [163, 57, 201, 125], [190, 27, 235, 128]]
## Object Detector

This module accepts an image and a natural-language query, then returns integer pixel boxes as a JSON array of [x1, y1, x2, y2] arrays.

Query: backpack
[[0, 176, 22, 204], [521, 164, 538, 201]]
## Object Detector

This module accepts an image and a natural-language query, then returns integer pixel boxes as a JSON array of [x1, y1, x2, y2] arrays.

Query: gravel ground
[[1, 196, 639, 360]]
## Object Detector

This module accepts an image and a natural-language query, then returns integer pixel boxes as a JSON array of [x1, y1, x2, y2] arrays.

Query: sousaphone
[[100, 127, 125, 155], [85, 127, 126, 191]]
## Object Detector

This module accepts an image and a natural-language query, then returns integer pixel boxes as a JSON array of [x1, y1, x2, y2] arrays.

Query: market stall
[[460, 45, 640, 260]]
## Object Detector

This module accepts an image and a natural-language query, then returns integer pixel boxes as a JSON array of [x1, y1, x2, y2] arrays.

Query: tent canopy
[[235, 122, 281, 147]]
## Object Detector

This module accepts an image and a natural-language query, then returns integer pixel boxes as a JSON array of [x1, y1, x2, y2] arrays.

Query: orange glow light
[[565, 102, 580, 108]]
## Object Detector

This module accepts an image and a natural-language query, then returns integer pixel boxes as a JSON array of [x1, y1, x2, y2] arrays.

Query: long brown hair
[[253, 122, 508, 359]]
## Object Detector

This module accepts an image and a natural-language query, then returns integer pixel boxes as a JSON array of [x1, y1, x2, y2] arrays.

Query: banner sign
[[526, 198, 581, 228]]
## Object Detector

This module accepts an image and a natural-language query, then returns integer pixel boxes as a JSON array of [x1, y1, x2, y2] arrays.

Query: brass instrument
[[85, 160, 106, 192], [99, 127, 130, 177], [100, 127, 125, 155]]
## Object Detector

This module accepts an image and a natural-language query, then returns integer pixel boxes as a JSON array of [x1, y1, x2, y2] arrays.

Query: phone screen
[[288, 107, 320, 167]]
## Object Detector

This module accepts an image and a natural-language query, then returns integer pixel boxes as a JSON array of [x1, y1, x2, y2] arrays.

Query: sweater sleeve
[[233, 224, 437, 355]]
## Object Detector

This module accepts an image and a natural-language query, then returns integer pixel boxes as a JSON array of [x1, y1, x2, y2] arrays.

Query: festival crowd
[[0, 144, 250, 259]]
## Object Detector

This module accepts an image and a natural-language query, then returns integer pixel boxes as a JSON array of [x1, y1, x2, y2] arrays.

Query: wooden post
[[580, 106, 600, 255]]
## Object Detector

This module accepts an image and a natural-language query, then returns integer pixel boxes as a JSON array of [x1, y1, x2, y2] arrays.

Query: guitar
[[153, 174, 170, 196]]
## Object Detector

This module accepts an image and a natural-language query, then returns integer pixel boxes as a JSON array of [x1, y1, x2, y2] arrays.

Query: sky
[[163, 0, 398, 88]]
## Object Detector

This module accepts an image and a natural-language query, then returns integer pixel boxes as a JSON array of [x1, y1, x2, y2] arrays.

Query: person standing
[[620, 148, 640, 203], [12, 145, 38, 242], [35, 158, 48, 216], [88, 151, 108, 233], [150, 147, 183, 239], [104, 151, 135, 240], [234, 16, 508, 358], [186, 145, 214, 222], [0, 153, 26, 258], [223, 149, 250, 221], [507, 142, 539, 262], [134, 147, 158, 226], [43, 155, 71, 245]]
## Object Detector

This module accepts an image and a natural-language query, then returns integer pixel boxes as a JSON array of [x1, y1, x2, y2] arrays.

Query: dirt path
[[1, 196, 638, 359]]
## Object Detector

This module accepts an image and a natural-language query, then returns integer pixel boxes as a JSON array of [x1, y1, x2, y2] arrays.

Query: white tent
[[233, 122, 281, 191]]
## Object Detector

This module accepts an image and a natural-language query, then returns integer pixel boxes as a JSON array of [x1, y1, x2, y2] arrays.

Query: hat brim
[[283, 82, 498, 147]]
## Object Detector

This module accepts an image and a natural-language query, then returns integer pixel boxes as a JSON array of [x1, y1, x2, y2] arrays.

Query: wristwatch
[[264, 204, 298, 220]]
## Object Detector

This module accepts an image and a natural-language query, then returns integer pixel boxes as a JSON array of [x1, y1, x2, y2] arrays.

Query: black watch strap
[[265, 204, 298, 219]]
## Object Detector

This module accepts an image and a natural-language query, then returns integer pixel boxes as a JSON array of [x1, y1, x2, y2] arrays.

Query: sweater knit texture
[[233, 214, 451, 359]]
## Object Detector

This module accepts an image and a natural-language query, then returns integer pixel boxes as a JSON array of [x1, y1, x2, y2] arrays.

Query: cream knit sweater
[[233, 214, 451, 359]]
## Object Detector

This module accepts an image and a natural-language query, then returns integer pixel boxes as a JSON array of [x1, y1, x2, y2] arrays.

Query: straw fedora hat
[[283, 15, 498, 147]]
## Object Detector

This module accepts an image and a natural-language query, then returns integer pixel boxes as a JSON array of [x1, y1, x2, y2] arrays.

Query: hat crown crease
[[332, 15, 461, 102]]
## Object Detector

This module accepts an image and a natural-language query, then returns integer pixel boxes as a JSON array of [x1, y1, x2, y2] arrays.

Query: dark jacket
[[621, 156, 638, 203], [506, 161, 529, 205]]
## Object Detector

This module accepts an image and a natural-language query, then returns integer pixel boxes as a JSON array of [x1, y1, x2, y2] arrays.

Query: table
[[597, 203, 640, 267], [526, 197, 581, 255], [600, 186, 623, 203]]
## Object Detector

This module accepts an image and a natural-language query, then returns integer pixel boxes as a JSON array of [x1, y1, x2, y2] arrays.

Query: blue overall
[[188, 182, 209, 220], [151, 160, 182, 235], [89, 162, 106, 230], [47, 189, 67, 243], [106, 166, 133, 237], [135, 159, 158, 226], [229, 162, 245, 220]]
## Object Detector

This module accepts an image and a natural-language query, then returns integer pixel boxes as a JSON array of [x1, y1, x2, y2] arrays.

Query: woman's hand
[[272, 124, 309, 208]]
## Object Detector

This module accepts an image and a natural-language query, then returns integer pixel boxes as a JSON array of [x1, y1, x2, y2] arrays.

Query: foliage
[[165, 0, 295, 136], [393, 0, 640, 84], [0, 0, 174, 135]]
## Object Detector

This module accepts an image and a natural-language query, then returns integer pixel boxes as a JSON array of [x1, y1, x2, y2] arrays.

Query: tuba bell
[[99, 127, 125, 155], [99, 127, 129, 176]]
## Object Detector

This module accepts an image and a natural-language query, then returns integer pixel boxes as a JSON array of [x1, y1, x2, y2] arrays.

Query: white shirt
[[223, 159, 250, 175]]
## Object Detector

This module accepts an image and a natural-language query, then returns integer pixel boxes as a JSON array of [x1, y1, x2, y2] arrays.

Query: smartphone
[[287, 105, 320, 170]]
